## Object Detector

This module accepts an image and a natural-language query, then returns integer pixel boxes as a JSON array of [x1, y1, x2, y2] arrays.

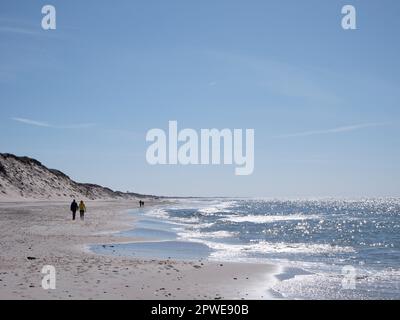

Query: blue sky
[[1, 0, 399, 197]]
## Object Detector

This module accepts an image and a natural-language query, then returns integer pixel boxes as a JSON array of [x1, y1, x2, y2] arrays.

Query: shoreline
[[0, 199, 281, 300]]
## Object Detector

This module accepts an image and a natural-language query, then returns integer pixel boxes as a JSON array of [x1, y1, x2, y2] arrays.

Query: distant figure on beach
[[70, 199, 78, 220], [139, 200, 145, 207], [79, 200, 86, 221]]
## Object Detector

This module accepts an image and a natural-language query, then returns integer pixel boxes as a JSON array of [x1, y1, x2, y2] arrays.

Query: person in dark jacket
[[70, 199, 78, 220]]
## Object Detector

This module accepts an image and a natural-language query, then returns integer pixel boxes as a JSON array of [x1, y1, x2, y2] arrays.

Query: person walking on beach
[[79, 200, 86, 221], [70, 199, 78, 220]]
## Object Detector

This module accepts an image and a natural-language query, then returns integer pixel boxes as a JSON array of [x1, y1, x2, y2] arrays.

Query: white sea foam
[[221, 214, 321, 224], [145, 207, 200, 223], [197, 201, 236, 215], [198, 207, 225, 214], [144, 208, 169, 219], [248, 241, 355, 254], [184, 239, 356, 262], [177, 230, 236, 240]]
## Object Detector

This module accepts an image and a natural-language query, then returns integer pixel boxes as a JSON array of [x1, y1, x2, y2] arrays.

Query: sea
[[92, 198, 400, 299]]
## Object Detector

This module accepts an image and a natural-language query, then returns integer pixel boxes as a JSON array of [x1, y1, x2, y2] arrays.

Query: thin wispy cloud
[[0, 19, 61, 38], [277, 122, 389, 138], [12, 117, 95, 129], [12, 117, 51, 127]]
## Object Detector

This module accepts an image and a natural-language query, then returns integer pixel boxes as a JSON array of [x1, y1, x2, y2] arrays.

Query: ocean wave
[[250, 241, 356, 254], [186, 239, 356, 261], [197, 201, 237, 215], [221, 214, 321, 224], [145, 208, 202, 224], [177, 230, 237, 240], [144, 208, 169, 219]]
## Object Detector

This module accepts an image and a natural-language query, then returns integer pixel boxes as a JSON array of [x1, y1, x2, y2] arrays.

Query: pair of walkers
[[70, 200, 86, 221]]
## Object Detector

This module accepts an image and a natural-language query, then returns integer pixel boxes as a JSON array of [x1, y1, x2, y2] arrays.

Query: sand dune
[[0, 153, 150, 201]]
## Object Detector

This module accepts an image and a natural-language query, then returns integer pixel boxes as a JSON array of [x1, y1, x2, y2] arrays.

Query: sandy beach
[[0, 200, 278, 300]]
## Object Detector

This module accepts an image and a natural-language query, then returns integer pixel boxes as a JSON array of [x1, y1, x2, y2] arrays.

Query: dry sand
[[0, 200, 279, 300]]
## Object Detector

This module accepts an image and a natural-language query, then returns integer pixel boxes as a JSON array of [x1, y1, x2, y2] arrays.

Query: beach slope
[[0, 201, 277, 300]]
